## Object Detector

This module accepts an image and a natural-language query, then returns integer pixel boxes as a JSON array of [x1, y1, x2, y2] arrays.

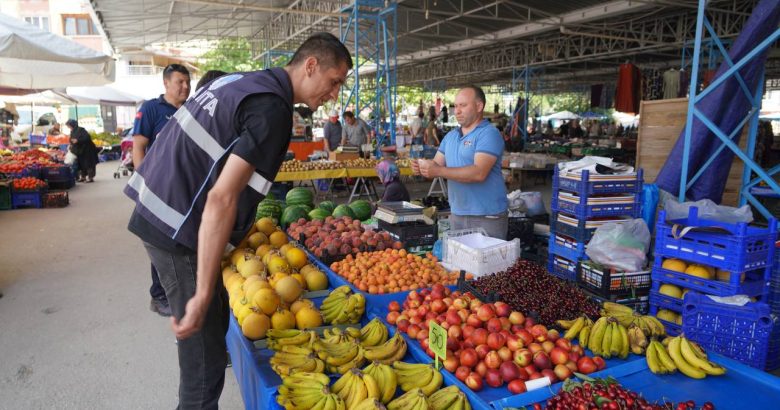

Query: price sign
[[428, 320, 447, 369]]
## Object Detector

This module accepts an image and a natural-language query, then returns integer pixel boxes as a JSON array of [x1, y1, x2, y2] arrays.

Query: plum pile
[[470, 260, 600, 326]]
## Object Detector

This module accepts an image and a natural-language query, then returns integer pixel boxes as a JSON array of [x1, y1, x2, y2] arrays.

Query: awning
[[0, 90, 78, 105], [66, 86, 143, 106]]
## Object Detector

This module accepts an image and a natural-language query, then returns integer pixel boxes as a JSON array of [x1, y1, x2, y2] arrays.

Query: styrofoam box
[[443, 228, 521, 278]]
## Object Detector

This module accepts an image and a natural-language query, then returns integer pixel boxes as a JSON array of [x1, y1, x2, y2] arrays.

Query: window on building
[[62, 14, 98, 35], [24, 16, 49, 32]]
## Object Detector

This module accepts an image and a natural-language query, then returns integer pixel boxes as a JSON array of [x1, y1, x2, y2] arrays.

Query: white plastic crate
[[442, 228, 521, 278]]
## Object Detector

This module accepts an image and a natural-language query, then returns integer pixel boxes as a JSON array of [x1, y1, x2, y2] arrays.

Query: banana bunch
[[587, 317, 629, 359], [601, 302, 666, 338], [363, 361, 398, 404], [351, 398, 388, 410], [559, 316, 594, 341], [364, 333, 408, 364], [313, 339, 366, 374], [271, 345, 326, 376], [322, 286, 366, 324], [387, 388, 429, 410], [428, 386, 472, 410], [392, 362, 443, 396], [268, 329, 319, 351], [323, 327, 362, 344], [627, 325, 649, 355], [332, 368, 381, 410], [276, 372, 345, 410], [647, 336, 726, 379], [360, 318, 390, 347]]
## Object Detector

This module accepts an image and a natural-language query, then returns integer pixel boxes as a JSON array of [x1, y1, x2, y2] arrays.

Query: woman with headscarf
[[376, 158, 410, 202], [66, 119, 99, 182]]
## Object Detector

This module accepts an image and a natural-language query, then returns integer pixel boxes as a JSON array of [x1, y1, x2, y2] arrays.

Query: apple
[[462, 339, 475, 349], [554, 363, 573, 381], [555, 338, 572, 351], [571, 345, 585, 356], [475, 344, 491, 359], [528, 372, 544, 380], [397, 319, 410, 333], [568, 351, 581, 364], [409, 316, 422, 326], [499, 361, 521, 382], [541, 340, 555, 354], [507, 379, 527, 394], [528, 343, 543, 355], [408, 299, 420, 308], [494, 301, 511, 318], [577, 357, 597, 374], [508, 311, 525, 325], [541, 368, 558, 384], [511, 324, 525, 334], [593, 356, 607, 371], [439, 320, 450, 330], [388, 301, 401, 312], [420, 338, 430, 351], [444, 356, 460, 372], [407, 324, 421, 339], [550, 347, 569, 365], [442, 297, 453, 307], [447, 336, 459, 352], [466, 314, 482, 328], [453, 298, 468, 310], [475, 361, 488, 377], [515, 365, 529, 381], [513, 349, 533, 367], [485, 368, 503, 388], [547, 329, 560, 342], [408, 290, 420, 301], [497, 346, 513, 362], [516, 329, 534, 346], [469, 299, 483, 311], [485, 317, 502, 333], [446, 310, 462, 326], [472, 328, 489, 346], [485, 351, 502, 369], [477, 304, 497, 322], [386, 311, 400, 325], [565, 360, 578, 373], [462, 325, 476, 340], [431, 299, 447, 314], [524, 316, 536, 328], [499, 317, 512, 330], [459, 348, 478, 368], [425, 311, 437, 322], [455, 366, 471, 382], [531, 324, 549, 342], [506, 334, 523, 352], [487, 333, 507, 350], [430, 284, 446, 299], [465, 372, 484, 392], [417, 306, 428, 317], [416, 330, 427, 342], [533, 351, 552, 370], [448, 325, 463, 340]]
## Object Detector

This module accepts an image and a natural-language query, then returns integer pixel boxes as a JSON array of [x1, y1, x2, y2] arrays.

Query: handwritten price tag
[[428, 320, 447, 369]]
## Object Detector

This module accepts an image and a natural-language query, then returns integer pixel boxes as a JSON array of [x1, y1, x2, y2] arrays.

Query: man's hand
[[418, 159, 440, 179], [171, 293, 210, 339], [411, 159, 421, 175]]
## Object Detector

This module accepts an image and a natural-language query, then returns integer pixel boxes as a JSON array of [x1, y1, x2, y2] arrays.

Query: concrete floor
[[0, 162, 244, 410]]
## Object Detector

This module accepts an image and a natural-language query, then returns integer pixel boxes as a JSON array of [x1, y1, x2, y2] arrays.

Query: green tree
[[197, 38, 264, 73]]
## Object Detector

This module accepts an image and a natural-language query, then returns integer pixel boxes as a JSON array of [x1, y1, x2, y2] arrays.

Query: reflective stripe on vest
[[174, 106, 272, 196], [127, 172, 186, 229]]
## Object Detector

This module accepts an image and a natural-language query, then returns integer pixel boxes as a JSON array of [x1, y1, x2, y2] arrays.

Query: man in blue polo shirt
[[413, 86, 508, 239], [132, 63, 191, 317]]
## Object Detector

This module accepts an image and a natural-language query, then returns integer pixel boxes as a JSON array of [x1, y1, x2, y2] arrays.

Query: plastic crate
[[41, 165, 73, 182], [552, 194, 641, 219], [378, 219, 437, 247], [585, 291, 650, 315], [442, 228, 521, 278], [456, 271, 498, 303], [551, 217, 598, 243], [547, 253, 578, 281], [682, 293, 778, 370], [649, 289, 686, 313], [507, 216, 534, 243], [0, 181, 10, 210], [554, 168, 643, 196], [651, 258, 769, 298], [11, 191, 42, 209], [548, 233, 588, 262], [649, 302, 682, 336], [579, 261, 650, 298], [42, 190, 69, 208], [654, 208, 777, 273]]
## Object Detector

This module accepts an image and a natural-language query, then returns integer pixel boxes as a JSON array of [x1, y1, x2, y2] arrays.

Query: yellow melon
[[262, 249, 281, 266], [255, 244, 274, 258], [269, 272, 288, 288], [236, 304, 254, 326], [656, 309, 679, 323], [290, 299, 315, 315], [274, 275, 303, 303], [253, 288, 280, 315], [659, 284, 683, 299], [295, 307, 323, 329], [242, 310, 270, 340], [279, 243, 294, 256], [242, 280, 267, 302], [661, 258, 688, 273], [716, 269, 745, 283], [291, 273, 307, 290], [255, 217, 277, 236], [247, 232, 269, 249], [685, 264, 714, 280], [238, 257, 265, 278], [303, 269, 329, 291], [271, 308, 297, 330], [268, 255, 291, 275], [285, 247, 308, 270], [299, 264, 317, 275], [269, 231, 289, 248]]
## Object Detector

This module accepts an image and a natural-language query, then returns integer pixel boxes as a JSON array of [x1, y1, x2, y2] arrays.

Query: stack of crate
[[548, 167, 643, 281]]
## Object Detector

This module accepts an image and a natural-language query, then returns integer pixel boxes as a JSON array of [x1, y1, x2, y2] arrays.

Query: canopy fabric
[[66, 86, 143, 106], [0, 12, 114, 89], [546, 111, 580, 120], [0, 90, 77, 105]]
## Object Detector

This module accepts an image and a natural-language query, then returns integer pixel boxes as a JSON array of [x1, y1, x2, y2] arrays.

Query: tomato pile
[[330, 249, 458, 294], [0, 162, 28, 174], [12, 177, 47, 191]]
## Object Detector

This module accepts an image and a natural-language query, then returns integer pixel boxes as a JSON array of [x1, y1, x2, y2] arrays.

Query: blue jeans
[[143, 242, 229, 410]]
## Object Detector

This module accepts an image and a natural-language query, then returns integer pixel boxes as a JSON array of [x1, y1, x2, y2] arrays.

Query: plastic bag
[[663, 198, 753, 224], [586, 219, 651, 272], [519, 192, 546, 216], [64, 151, 77, 165], [640, 184, 660, 229]]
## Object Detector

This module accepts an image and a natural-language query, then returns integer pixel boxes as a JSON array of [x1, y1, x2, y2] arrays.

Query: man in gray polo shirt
[[341, 110, 371, 147], [323, 109, 342, 152]]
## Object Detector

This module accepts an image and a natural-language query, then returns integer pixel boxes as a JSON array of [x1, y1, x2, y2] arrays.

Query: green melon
[[332, 204, 356, 219], [285, 187, 314, 207], [349, 200, 373, 221], [281, 205, 309, 226], [318, 201, 335, 215], [308, 208, 329, 221], [256, 199, 283, 220]]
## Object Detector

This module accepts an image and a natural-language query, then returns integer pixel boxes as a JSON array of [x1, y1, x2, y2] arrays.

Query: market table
[[273, 167, 415, 202]]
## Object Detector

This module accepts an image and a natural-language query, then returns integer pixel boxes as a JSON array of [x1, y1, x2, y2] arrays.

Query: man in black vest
[[125, 33, 351, 409]]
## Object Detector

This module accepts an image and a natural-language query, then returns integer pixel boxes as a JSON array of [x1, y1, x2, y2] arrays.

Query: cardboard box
[[329, 151, 360, 161]]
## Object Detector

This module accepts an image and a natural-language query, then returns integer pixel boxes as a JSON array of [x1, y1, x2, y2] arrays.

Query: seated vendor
[[376, 158, 410, 202]]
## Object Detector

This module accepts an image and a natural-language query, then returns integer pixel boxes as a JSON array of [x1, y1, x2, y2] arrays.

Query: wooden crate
[[636, 98, 746, 206]]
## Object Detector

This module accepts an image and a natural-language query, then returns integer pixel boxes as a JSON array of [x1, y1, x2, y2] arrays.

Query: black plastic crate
[[378, 220, 437, 247], [578, 261, 651, 299], [42, 190, 69, 208], [456, 270, 498, 302], [585, 290, 650, 315], [507, 217, 534, 243]]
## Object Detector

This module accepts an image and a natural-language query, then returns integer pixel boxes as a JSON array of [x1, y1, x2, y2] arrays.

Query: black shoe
[[149, 298, 172, 317]]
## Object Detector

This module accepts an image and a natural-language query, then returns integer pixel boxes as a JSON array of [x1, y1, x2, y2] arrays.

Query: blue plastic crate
[[651, 258, 769, 298], [11, 191, 42, 209], [552, 195, 641, 219], [682, 293, 778, 370], [655, 208, 777, 273], [554, 167, 643, 195], [548, 233, 588, 262], [547, 253, 578, 281], [649, 303, 682, 336], [41, 166, 72, 182], [649, 289, 685, 313], [551, 217, 598, 243]]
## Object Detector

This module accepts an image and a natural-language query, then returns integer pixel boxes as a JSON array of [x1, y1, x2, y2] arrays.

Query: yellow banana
[[680, 337, 726, 376], [579, 325, 591, 347], [645, 342, 662, 374], [332, 370, 352, 395], [428, 386, 460, 409], [420, 369, 443, 396], [601, 322, 613, 358], [563, 316, 585, 340], [618, 324, 629, 358], [609, 322, 622, 357], [668, 337, 706, 379], [362, 372, 381, 400], [555, 318, 577, 329], [352, 398, 385, 410], [588, 317, 607, 354]]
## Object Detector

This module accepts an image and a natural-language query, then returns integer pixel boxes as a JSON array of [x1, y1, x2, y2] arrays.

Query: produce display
[[387, 285, 606, 393], [0, 150, 57, 174], [470, 260, 601, 326], [288, 216, 400, 259], [275, 372, 345, 410], [646, 335, 725, 379], [533, 377, 716, 410], [11, 177, 47, 191], [280, 159, 345, 172], [320, 285, 367, 325], [332, 250, 458, 294]]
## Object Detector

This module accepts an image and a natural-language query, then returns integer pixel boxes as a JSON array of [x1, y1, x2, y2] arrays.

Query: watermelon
[[332, 204, 356, 219], [256, 199, 283, 221], [281, 205, 309, 226], [286, 187, 314, 207], [299, 204, 313, 213], [318, 201, 335, 215], [349, 200, 373, 221], [308, 208, 329, 221]]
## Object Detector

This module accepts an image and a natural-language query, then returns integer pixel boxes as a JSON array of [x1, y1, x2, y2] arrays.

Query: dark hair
[[418, 112, 424, 118], [196, 70, 227, 90], [462, 85, 486, 109], [163, 64, 190, 80], [343, 111, 355, 119], [66, 119, 78, 128], [288, 32, 353, 70]]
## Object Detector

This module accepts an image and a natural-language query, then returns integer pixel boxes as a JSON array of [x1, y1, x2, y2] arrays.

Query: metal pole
[[739, 69, 764, 206]]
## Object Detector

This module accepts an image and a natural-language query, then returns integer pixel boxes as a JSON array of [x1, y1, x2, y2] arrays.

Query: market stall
[[0, 148, 74, 209]]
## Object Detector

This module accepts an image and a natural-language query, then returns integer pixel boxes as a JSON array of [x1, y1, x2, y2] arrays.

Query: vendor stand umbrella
[[547, 111, 580, 120], [0, 90, 78, 139]]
